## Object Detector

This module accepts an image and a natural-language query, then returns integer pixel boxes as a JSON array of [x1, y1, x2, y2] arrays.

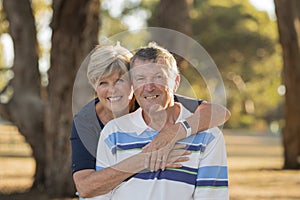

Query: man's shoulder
[[108, 109, 140, 125], [187, 127, 223, 142], [199, 127, 223, 139]]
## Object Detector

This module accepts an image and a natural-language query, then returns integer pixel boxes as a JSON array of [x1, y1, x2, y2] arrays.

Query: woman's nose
[[108, 84, 117, 93]]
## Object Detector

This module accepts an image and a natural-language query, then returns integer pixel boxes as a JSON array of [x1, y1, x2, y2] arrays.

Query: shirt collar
[[129, 108, 154, 135], [129, 104, 192, 135]]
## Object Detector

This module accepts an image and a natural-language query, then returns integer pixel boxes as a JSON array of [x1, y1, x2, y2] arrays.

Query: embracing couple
[[71, 41, 230, 200]]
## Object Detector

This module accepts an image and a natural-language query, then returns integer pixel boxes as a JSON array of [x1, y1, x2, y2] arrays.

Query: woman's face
[[96, 71, 133, 114]]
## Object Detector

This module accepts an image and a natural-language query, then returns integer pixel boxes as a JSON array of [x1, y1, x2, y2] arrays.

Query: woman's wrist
[[171, 123, 187, 141]]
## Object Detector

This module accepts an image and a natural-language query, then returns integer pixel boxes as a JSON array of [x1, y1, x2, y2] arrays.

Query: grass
[[224, 130, 300, 200], [0, 125, 299, 199]]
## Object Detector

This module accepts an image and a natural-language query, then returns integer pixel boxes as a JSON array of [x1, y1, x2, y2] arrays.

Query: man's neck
[[142, 103, 181, 131]]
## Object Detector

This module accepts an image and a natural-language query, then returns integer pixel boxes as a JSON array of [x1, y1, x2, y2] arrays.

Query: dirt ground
[[0, 126, 299, 200]]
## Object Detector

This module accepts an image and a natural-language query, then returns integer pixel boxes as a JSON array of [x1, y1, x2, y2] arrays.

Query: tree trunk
[[45, 0, 100, 196], [274, 0, 300, 169], [153, 0, 193, 36], [151, 0, 193, 71], [2, 0, 46, 190]]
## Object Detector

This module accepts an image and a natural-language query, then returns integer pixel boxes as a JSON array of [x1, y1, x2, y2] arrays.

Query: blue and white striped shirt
[[90, 104, 228, 200]]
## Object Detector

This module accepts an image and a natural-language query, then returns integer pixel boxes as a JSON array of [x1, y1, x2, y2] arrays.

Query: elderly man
[[90, 42, 229, 200]]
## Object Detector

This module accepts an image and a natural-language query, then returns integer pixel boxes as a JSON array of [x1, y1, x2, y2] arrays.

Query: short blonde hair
[[87, 42, 133, 89]]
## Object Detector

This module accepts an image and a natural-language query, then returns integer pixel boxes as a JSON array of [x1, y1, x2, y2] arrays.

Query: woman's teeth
[[108, 96, 122, 102]]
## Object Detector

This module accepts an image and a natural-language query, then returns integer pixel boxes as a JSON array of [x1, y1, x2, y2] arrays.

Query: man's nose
[[143, 82, 155, 91]]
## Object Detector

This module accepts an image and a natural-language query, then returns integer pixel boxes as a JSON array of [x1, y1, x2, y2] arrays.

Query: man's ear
[[173, 75, 180, 92]]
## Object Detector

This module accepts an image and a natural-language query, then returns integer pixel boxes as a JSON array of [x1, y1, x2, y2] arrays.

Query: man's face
[[131, 58, 179, 114]]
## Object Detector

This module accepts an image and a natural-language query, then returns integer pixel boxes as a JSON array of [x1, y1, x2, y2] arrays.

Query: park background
[[0, 0, 299, 199]]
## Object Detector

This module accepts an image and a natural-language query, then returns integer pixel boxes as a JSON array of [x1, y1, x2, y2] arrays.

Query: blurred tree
[[152, 0, 192, 35], [0, 3, 8, 95], [274, 0, 300, 169], [143, 0, 282, 129], [190, 0, 281, 128], [150, 0, 194, 71], [1, 0, 100, 197], [100, 0, 150, 48], [1, 0, 44, 192]]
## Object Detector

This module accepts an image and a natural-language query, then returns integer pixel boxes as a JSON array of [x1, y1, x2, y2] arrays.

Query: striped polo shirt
[[90, 104, 228, 200]]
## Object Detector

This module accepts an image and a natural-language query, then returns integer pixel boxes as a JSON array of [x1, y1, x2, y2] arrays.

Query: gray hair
[[130, 42, 179, 75], [130, 42, 180, 92], [87, 42, 133, 89]]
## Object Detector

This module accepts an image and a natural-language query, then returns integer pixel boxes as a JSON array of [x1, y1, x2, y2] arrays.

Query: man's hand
[[142, 123, 186, 171], [143, 143, 191, 171]]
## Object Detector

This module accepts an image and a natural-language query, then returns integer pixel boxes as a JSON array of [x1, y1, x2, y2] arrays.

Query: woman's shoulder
[[74, 98, 97, 119], [73, 98, 102, 134], [174, 94, 203, 113]]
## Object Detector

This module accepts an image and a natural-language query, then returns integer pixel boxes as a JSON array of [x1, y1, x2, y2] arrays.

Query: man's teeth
[[108, 96, 122, 101], [145, 95, 158, 100]]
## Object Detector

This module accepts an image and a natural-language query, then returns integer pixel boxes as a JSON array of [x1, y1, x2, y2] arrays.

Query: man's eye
[[136, 77, 144, 81]]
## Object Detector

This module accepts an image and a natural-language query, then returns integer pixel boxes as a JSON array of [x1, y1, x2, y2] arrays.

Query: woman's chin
[[110, 106, 129, 116]]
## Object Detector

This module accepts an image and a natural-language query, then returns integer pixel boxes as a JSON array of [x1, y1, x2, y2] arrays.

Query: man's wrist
[[179, 119, 192, 137]]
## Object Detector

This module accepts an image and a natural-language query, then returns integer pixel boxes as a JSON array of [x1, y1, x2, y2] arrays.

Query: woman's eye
[[116, 78, 124, 83], [98, 81, 107, 86]]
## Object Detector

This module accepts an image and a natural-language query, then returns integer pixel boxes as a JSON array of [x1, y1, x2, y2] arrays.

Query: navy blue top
[[70, 94, 203, 174]]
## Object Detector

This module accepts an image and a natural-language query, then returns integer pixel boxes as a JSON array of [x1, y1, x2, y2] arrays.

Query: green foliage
[[100, 0, 151, 49], [100, 9, 129, 37], [100, 0, 282, 129], [189, 0, 282, 129]]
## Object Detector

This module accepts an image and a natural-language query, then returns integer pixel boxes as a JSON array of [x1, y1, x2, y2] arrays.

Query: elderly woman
[[71, 43, 230, 198]]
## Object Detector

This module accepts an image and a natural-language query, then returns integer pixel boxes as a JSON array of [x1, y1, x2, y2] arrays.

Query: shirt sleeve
[[81, 122, 118, 200], [70, 99, 103, 174], [70, 120, 96, 174], [174, 94, 203, 113], [193, 128, 229, 200]]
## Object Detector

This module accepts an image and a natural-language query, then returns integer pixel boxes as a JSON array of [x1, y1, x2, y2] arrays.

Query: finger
[[173, 143, 187, 150], [165, 156, 189, 168], [159, 145, 172, 171], [154, 150, 163, 172], [149, 150, 158, 172], [161, 154, 168, 171], [165, 163, 182, 168], [181, 150, 192, 156], [142, 143, 151, 150], [143, 152, 151, 169], [174, 156, 189, 163], [169, 149, 191, 158], [142, 142, 156, 152]]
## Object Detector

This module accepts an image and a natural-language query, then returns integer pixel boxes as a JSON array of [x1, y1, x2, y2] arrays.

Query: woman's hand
[[142, 123, 186, 171], [143, 143, 191, 172]]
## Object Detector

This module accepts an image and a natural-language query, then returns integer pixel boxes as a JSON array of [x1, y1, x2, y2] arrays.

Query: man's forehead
[[132, 58, 167, 67], [131, 63, 168, 75]]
